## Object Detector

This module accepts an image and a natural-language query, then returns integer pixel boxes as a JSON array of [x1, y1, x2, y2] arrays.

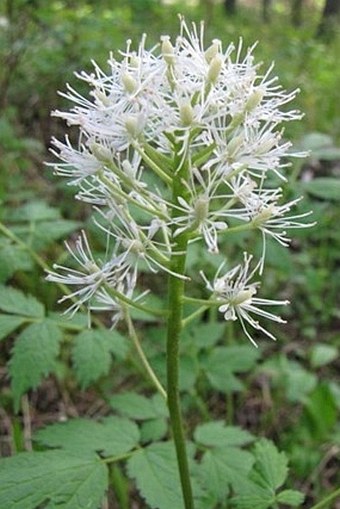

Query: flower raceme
[[47, 18, 311, 345]]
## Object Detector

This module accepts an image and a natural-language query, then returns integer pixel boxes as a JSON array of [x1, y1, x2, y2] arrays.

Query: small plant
[[5, 17, 339, 509]]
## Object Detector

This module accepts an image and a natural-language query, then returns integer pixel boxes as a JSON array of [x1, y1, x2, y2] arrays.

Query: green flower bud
[[161, 36, 175, 65], [122, 72, 137, 94], [207, 55, 222, 84], [179, 102, 194, 127]]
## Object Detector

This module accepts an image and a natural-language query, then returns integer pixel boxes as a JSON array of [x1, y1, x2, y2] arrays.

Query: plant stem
[[124, 308, 167, 400], [309, 487, 340, 509], [166, 147, 194, 509]]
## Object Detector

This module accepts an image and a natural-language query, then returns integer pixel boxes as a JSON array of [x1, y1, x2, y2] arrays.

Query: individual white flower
[[201, 253, 289, 346], [46, 231, 135, 319]]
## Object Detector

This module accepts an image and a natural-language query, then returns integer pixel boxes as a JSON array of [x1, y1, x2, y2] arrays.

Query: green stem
[[124, 308, 167, 400], [166, 148, 194, 509], [310, 487, 340, 509]]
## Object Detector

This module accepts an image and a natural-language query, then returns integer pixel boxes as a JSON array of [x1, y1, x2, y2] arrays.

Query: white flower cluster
[[47, 18, 311, 342]]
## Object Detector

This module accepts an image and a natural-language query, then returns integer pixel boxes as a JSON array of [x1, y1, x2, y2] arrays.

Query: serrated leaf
[[276, 489, 305, 506], [0, 285, 44, 317], [0, 242, 33, 282], [232, 493, 274, 509], [0, 314, 26, 341], [0, 450, 107, 509], [251, 439, 288, 491], [198, 447, 254, 501], [303, 178, 340, 201], [126, 441, 185, 509], [109, 392, 168, 420], [72, 329, 128, 388], [9, 321, 62, 411], [194, 421, 254, 448], [34, 416, 139, 458], [203, 346, 259, 394]]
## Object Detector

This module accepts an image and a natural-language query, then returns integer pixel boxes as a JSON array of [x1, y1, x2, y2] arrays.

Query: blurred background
[[0, 0, 339, 507]]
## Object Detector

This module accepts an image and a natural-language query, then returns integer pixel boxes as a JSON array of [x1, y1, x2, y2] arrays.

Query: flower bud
[[130, 53, 139, 68], [161, 36, 175, 65], [125, 115, 141, 138], [194, 197, 209, 223], [90, 142, 112, 163], [227, 133, 244, 158], [122, 72, 137, 94], [232, 288, 256, 306], [245, 89, 264, 112], [204, 40, 220, 64], [179, 102, 194, 127], [207, 55, 222, 84]]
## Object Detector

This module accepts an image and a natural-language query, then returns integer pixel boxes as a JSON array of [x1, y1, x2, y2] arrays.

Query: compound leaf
[[198, 447, 254, 500], [251, 439, 288, 491], [0, 450, 107, 509], [0, 314, 26, 341], [127, 441, 185, 509], [0, 285, 44, 318], [72, 329, 128, 388], [9, 321, 62, 411], [109, 392, 168, 420], [194, 421, 254, 448], [34, 416, 140, 458]]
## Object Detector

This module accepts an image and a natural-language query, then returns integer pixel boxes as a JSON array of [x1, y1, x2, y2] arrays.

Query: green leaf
[[33, 219, 82, 247], [276, 489, 305, 506], [285, 364, 317, 402], [302, 383, 337, 440], [72, 329, 128, 388], [189, 322, 225, 349], [7, 200, 61, 222], [0, 242, 34, 282], [0, 285, 44, 318], [129, 293, 166, 321], [310, 344, 338, 368], [303, 178, 340, 201], [251, 439, 288, 491], [109, 392, 168, 420], [127, 441, 185, 509], [194, 421, 254, 448], [0, 314, 26, 341], [203, 346, 259, 394], [140, 418, 168, 443], [232, 492, 274, 509], [0, 450, 107, 508], [9, 321, 62, 411], [198, 447, 254, 501], [34, 416, 139, 458]]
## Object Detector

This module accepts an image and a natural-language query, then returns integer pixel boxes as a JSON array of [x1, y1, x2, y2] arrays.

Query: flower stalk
[[166, 147, 194, 509]]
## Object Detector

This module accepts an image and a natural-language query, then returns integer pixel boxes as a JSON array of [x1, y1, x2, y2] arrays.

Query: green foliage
[[232, 439, 305, 508], [109, 392, 168, 420], [194, 421, 255, 448], [0, 451, 108, 509], [126, 441, 188, 509], [202, 346, 260, 393], [34, 416, 140, 458], [0, 1, 339, 507], [72, 329, 128, 388], [303, 178, 340, 201], [9, 321, 63, 411], [0, 285, 44, 318]]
